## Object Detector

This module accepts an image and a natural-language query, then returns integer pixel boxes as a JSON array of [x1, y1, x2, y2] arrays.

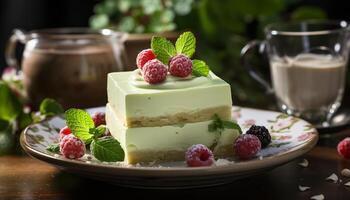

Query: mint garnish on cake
[[136, 31, 210, 84]]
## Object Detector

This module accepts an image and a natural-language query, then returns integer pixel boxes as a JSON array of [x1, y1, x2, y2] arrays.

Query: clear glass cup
[[241, 21, 350, 126], [6, 28, 128, 108]]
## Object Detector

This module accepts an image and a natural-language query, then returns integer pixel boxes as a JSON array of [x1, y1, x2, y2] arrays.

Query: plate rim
[[20, 107, 318, 177]]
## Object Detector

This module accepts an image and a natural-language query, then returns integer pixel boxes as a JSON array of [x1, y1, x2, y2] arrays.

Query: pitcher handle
[[240, 40, 273, 94], [5, 29, 27, 69]]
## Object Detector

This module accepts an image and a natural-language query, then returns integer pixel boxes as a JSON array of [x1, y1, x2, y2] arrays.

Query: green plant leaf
[[89, 125, 107, 139], [65, 109, 94, 144], [151, 36, 176, 64], [46, 143, 60, 153], [89, 14, 109, 29], [175, 31, 196, 58], [0, 119, 15, 155], [18, 112, 33, 130], [0, 82, 21, 121], [90, 136, 125, 162], [192, 59, 210, 77], [291, 6, 327, 21], [39, 98, 64, 116], [208, 114, 242, 134], [222, 121, 242, 134]]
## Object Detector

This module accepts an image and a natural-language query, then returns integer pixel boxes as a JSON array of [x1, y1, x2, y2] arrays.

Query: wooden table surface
[[1, 131, 350, 200]]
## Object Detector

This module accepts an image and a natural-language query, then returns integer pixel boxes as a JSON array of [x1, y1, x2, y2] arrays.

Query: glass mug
[[241, 21, 350, 125], [6, 28, 128, 109]]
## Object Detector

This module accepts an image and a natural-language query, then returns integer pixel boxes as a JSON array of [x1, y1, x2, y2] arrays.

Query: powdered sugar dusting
[[325, 173, 338, 183], [215, 159, 234, 166], [345, 181, 350, 187], [298, 185, 310, 191], [298, 159, 309, 167], [310, 194, 324, 200]]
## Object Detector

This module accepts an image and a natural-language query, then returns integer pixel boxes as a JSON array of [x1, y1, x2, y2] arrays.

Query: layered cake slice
[[106, 32, 241, 164], [106, 71, 239, 164]]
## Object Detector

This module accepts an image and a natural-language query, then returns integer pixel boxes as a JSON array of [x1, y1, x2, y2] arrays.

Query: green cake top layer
[[108, 69, 229, 94]]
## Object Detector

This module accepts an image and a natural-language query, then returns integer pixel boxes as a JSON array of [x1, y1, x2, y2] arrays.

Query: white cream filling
[[106, 103, 239, 153]]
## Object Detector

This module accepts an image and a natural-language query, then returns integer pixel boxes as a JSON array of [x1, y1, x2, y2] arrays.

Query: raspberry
[[169, 54, 192, 77], [246, 125, 271, 148], [337, 137, 350, 159], [142, 59, 167, 84], [136, 49, 156, 70], [234, 134, 261, 160], [92, 112, 106, 127], [185, 144, 214, 167], [59, 135, 85, 159], [59, 126, 71, 141]]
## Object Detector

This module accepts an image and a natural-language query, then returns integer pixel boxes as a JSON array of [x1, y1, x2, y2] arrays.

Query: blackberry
[[246, 125, 271, 148]]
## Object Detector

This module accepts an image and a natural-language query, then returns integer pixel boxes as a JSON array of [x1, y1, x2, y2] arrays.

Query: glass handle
[[5, 29, 27, 69], [240, 40, 273, 94]]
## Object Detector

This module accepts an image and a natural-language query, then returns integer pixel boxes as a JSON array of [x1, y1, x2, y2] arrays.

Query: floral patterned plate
[[20, 107, 318, 189]]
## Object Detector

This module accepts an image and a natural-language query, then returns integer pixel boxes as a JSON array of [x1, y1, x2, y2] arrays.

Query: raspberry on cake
[[136, 49, 156, 70], [142, 59, 168, 84], [169, 54, 192, 77]]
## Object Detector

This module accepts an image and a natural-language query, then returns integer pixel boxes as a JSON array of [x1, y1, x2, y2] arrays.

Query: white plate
[[21, 107, 318, 188]]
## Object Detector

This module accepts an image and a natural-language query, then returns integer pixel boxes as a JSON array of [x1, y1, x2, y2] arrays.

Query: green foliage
[[291, 6, 327, 21], [90, 0, 194, 33], [39, 98, 64, 117], [0, 82, 21, 121], [0, 119, 15, 155]]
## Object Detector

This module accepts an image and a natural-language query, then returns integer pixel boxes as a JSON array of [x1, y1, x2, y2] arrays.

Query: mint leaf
[[151, 36, 176, 64], [39, 98, 64, 116], [89, 125, 107, 139], [65, 109, 94, 143], [192, 59, 210, 77], [208, 114, 242, 134], [91, 136, 125, 162], [222, 121, 242, 134], [18, 111, 33, 130], [0, 82, 21, 121], [46, 143, 60, 153], [208, 114, 224, 132], [175, 31, 196, 58]]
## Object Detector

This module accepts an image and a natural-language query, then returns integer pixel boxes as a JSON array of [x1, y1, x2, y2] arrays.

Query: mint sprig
[[192, 59, 210, 77], [46, 143, 60, 153], [90, 125, 107, 139], [91, 136, 124, 162], [175, 31, 196, 58], [208, 114, 242, 134], [64, 108, 125, 162], [151, 36, 176, 64], [65, 109, 95, 143], [150, 31, 211, 77]]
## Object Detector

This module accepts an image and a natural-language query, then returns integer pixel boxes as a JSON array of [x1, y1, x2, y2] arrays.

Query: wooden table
[[1, 131, 350, 200]]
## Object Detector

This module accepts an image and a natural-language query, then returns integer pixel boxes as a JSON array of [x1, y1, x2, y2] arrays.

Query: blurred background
[[1, 0, 350, 154]]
